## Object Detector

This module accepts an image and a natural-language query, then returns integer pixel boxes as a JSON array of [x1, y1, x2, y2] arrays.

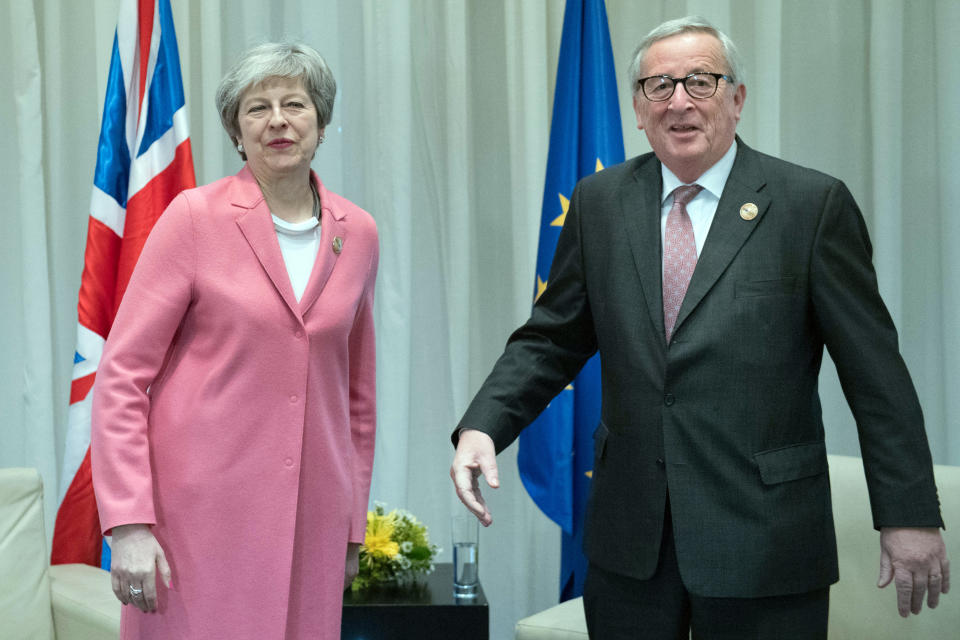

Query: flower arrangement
[[352, 502, 440, 591]]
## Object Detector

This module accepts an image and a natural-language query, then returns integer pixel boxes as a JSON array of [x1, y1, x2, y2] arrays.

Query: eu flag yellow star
[[551, 193, 570, 228], [550, 158, 604, 229], [535, 274, 548, 302]]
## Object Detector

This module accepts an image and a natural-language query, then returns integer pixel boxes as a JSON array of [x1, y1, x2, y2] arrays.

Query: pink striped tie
[[663, 184, 703, 343]]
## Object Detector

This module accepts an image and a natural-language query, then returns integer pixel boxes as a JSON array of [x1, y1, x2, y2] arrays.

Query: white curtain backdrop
[[2, 1, 958, 637]]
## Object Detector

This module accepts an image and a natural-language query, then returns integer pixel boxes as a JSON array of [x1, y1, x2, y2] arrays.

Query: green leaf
[[407, 546, 431, 561]]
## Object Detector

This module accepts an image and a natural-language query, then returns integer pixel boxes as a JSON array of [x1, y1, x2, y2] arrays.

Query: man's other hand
[[878, 527, 950, 617]]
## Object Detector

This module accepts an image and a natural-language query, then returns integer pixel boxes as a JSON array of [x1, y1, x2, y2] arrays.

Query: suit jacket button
[[664, 393, 675, 406], [656, 457, 665, 466]]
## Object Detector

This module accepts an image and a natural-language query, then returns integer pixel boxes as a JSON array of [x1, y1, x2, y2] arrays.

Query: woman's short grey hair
[[216, 41, 336, 149], [627, 16, 745, 95]]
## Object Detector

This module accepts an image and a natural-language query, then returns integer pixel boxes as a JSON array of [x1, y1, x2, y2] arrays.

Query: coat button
[[664, 393, 675, 406], [656, 457, 665, 466], [289, 394, 298, 403], [295, 329, 304, 339], [284, 457, 294, 467]]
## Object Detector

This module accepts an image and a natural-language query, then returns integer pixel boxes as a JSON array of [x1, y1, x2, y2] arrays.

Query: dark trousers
[[582, 506, 829, 639]]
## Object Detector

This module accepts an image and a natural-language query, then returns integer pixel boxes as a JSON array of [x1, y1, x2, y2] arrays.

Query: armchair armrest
[[515, 597, 588, 639], [49, 564, 120, 640]]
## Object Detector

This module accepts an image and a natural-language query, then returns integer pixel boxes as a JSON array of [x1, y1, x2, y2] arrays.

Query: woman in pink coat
[[91, 42, 378, 639]]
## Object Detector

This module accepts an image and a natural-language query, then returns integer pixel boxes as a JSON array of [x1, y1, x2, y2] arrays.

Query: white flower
[[401, 541, 413, 553], [399, 556, 412, 570]]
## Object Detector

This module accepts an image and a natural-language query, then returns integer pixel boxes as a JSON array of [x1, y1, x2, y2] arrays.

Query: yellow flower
[[364, 510, 400, 558]]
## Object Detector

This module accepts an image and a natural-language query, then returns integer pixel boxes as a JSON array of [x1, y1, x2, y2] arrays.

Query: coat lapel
[[232, 166, 303, 321], [619, 155, 667, 344], [298, 178, 346, 316], [672, 142, 770, 335]]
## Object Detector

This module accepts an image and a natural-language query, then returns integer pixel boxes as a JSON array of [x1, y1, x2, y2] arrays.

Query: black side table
[[342, 563, 489, 640]]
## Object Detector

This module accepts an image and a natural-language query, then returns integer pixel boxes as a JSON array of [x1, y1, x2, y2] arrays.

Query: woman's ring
[[129, 585, 144, 598]]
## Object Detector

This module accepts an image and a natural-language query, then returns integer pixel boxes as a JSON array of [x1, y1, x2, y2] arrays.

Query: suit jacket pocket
[[754, 440, 827, 484], [735, 276, 798, 298]]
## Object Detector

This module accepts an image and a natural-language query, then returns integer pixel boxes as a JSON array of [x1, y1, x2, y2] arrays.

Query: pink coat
[[91, 166, 378, 639]]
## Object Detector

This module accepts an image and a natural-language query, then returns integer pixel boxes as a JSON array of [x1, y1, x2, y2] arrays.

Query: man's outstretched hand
[[450, 429, 499, 526]]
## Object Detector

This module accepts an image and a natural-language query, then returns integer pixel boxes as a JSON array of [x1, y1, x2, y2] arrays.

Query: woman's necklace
[[311, 180, 321, 220]]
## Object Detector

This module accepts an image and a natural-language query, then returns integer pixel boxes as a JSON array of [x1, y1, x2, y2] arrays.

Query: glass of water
[[451, 513, 479, 597]]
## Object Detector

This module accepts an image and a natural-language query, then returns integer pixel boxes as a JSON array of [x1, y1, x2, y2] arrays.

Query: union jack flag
[[51, 0, 195, 568]]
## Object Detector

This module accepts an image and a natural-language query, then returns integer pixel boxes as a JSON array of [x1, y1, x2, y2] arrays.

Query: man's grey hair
[[627, 16, 745, 95], [215, 41, 336, 155]]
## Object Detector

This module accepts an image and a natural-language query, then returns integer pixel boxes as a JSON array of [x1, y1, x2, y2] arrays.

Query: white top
[[272, 214, 321, 302], [659, 140, 738, 258]]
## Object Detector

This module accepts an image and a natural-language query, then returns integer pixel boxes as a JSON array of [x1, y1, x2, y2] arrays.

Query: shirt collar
[[660, 139, 738, 204]]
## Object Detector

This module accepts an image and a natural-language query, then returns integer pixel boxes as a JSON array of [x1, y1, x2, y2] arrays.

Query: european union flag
[[516, 0, 624, 602]]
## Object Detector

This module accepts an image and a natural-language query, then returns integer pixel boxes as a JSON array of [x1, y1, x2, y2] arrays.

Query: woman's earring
[[318, 135, 325, 144], [237, 142, 244, 153]]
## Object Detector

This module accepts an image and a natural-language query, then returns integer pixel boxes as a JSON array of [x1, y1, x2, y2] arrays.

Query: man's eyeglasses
[[636, 72, 733, 102]]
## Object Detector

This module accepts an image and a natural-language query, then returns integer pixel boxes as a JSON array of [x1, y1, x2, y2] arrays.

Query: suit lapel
[[298, 178, 346, 316], [619, 155, 667, 344], [232, 168, 347, 320], [232, 167, 303, 321], [672, 142, 770, 335]]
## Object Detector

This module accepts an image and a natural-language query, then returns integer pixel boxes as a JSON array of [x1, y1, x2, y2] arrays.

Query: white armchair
[[0, 467, 120, 640], [515, 454, 959, 639]]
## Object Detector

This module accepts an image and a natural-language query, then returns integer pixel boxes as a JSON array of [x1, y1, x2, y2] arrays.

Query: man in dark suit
[[450, 16, 950, 639]]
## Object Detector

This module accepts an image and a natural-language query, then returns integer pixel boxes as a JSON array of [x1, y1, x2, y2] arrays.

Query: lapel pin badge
[[739, 203, 758, 221], [332, 236, 343, 254]]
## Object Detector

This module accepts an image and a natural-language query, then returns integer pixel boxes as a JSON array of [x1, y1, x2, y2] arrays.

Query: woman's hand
[[344, 542, 361, 589], [109, 523, 172, 612]]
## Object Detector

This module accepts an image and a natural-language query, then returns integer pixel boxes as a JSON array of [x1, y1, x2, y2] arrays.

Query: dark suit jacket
[[455, 139, 943, 598]]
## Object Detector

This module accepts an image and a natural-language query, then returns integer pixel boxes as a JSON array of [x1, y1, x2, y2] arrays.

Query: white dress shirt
[[659, 140, 738, 258]]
